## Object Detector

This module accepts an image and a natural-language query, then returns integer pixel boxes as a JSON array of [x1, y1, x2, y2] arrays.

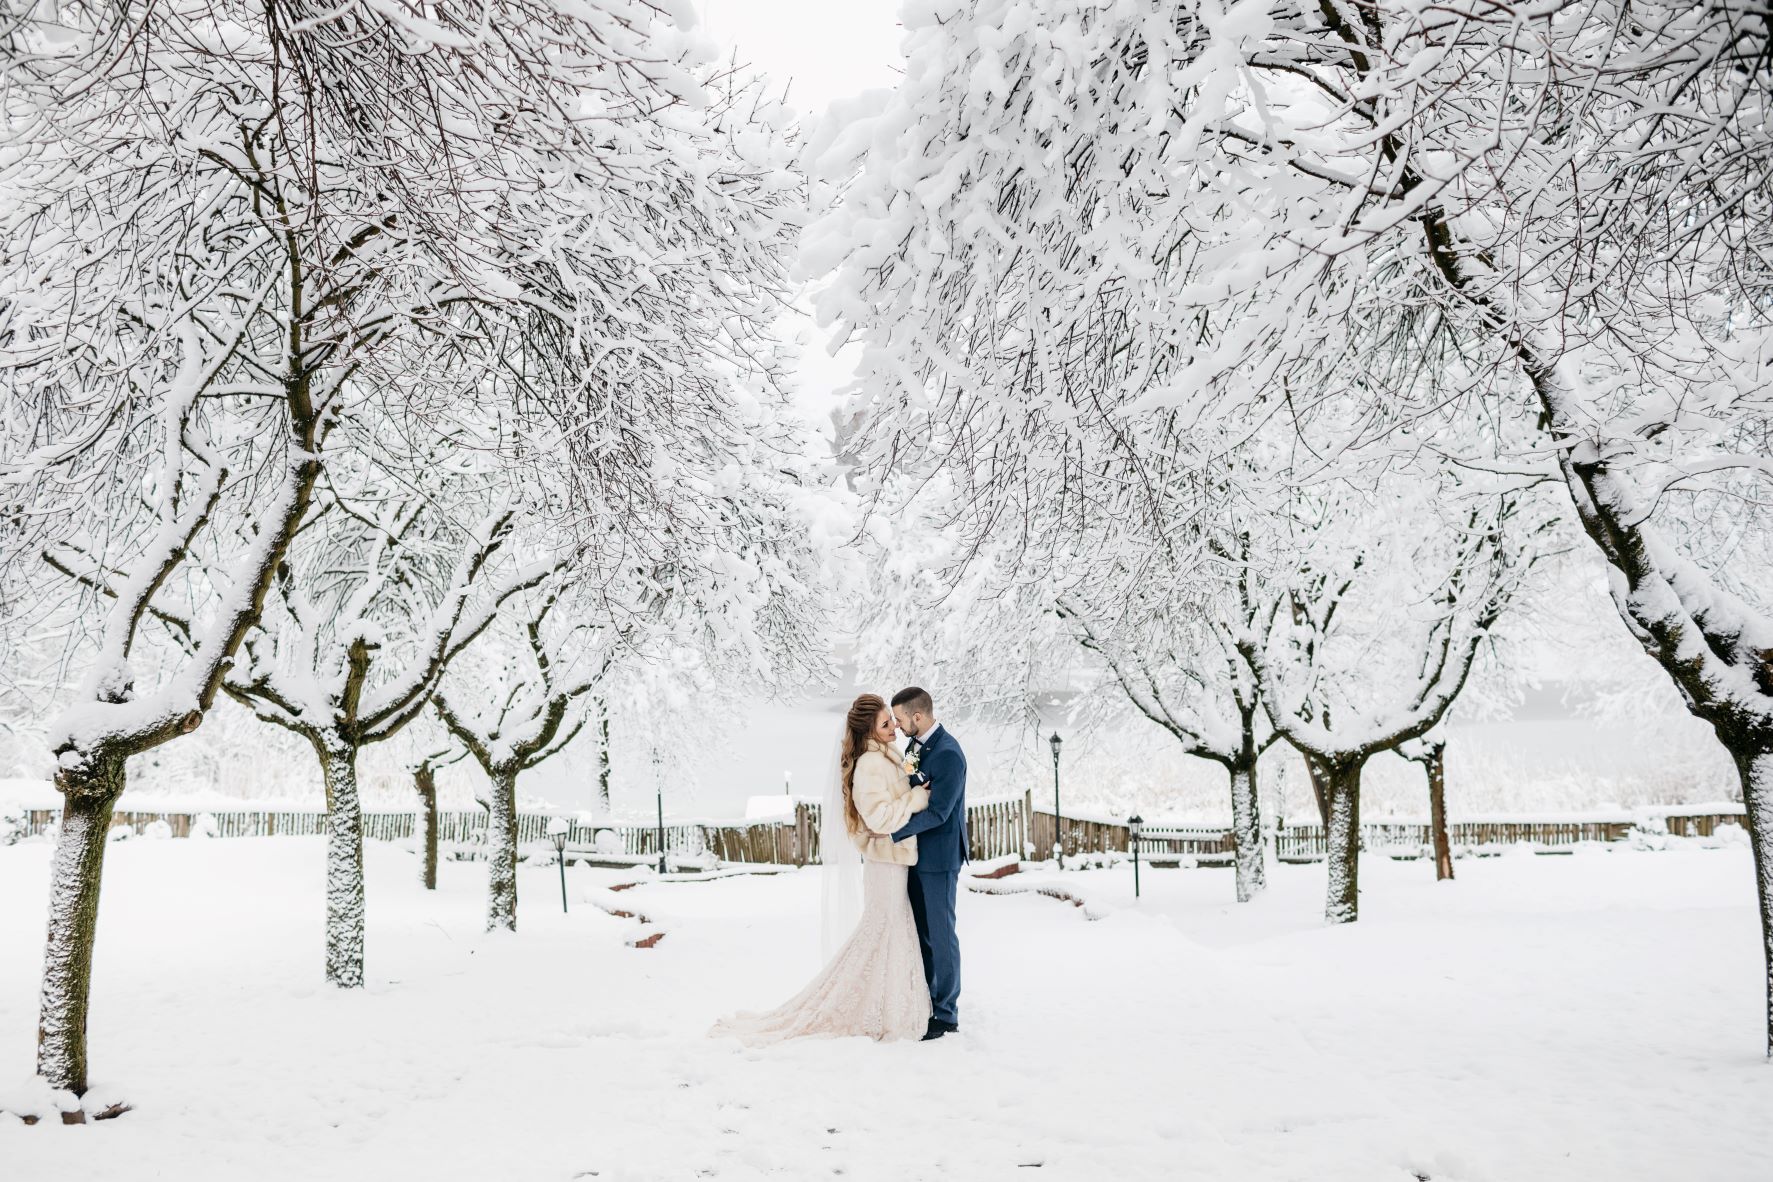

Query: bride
[[712, 693, 934, 1044]]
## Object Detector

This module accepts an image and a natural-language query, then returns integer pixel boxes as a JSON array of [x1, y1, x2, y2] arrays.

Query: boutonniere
[[902, 749, 921, 776]]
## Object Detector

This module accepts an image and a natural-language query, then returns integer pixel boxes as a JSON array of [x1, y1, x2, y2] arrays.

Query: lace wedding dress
[[711, 859, 932, 1045]]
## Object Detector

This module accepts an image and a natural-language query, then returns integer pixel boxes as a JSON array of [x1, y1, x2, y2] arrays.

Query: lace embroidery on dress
[[711, 860, 931, 1045]]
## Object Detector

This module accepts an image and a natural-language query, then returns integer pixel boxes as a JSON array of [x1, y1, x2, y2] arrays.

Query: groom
[[889, 686, 968, 1041]]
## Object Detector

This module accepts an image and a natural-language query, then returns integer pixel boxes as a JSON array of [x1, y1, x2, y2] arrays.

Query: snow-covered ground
[[2, 838, 1770, 1180]]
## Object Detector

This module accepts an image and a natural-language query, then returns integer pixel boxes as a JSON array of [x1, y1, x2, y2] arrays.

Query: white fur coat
[[849, 741, 930, 865]]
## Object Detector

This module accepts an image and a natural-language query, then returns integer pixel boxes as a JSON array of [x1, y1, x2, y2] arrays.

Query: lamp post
[[1129, 814, 1144, 899], [1048, 732, 1064, 871], [548, 818, 571, 913], [653, 748, 667, 876]]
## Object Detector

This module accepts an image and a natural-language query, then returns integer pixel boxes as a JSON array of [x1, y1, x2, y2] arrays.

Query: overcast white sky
[[692, 1, 907, 437], [696, 0, 904, 114]]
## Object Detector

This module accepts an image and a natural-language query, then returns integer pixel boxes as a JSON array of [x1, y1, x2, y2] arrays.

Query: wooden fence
[[969, 796, 1032, 861], [1662, 811, 1745, 838], [17, 800, 1747, 867], [1271, 814, 1729, 862], [1032, 807, 1124, 859], [18, 794, 1031, 866], [1137, 825, 1240, 865]]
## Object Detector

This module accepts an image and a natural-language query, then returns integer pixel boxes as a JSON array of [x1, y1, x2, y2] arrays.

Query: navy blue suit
[[892, 725, 967, 1025]]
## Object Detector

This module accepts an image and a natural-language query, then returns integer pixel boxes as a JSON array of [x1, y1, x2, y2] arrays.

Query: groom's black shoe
[[921, 1019, 959, 1041]]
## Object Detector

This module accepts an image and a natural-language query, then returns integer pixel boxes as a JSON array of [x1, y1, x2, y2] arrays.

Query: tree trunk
[[1735, 745, 1773, 1059], [36, 755, 126, 1095], [1425, 739, 1454, 882], [414, 763, 439, 891], [1305, 756, 1332, 827], [1228, 755, 1266, 903], [1319, 756, 1364, 924], [486, 765, 520, 932], [596, 698, 611, 814], [319, 740, 366, 988]]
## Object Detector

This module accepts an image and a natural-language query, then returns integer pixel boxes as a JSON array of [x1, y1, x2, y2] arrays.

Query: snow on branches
[[2, 0, 830, 1092], [808, 0, 1773, 1038], [435, 583, 620, 931]]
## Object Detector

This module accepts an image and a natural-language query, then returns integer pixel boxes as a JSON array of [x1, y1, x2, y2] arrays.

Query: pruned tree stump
[[9, 1099, 132, 1125]]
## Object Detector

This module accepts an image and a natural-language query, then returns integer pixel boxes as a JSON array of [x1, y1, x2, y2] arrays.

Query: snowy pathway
[[2, 839, 1771, 1180]]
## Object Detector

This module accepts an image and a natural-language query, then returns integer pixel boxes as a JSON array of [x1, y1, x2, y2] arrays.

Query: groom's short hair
[[891, 687, 933, 716]]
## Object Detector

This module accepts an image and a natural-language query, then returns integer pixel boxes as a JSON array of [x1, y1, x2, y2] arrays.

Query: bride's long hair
[[838, 693, 887, 836]]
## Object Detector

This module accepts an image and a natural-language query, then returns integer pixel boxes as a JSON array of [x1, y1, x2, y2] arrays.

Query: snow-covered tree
[[1055, 554, 1277, 902], [839, 448, 1278, 898], [222, 496, 551, 984], [809, 0, 1773, 1048], [435, 585, 617, 932], [3, 0, 811, 1092], [3, 2, 388, 1094], [1397, 731, 1454, 882], [593, 696, 614, 815], [406, 741, 465, 892], [1237, 484, 1554, 923]]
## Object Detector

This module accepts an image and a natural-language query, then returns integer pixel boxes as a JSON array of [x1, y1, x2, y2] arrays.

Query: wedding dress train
[[711, 860, 931, 1045]]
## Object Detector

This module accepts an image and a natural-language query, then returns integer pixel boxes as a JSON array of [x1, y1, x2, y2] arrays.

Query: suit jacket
[[891, 725, 969, 871]]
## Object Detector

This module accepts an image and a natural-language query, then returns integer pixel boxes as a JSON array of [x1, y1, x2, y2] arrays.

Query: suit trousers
[[907, 866, 960, 1025]]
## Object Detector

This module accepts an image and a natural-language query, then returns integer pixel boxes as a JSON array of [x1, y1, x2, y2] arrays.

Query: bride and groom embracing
[[714, 687, 968, 1045]]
